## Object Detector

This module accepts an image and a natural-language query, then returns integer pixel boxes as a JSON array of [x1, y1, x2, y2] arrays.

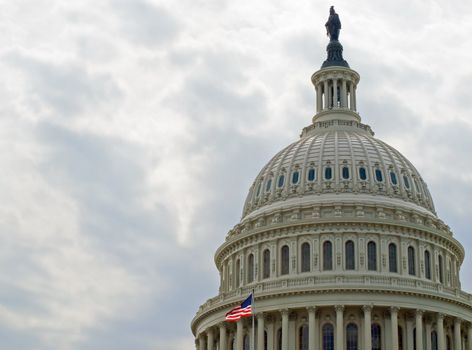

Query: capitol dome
[[242, 120, 436, 220], [192, 8, 472, 350]]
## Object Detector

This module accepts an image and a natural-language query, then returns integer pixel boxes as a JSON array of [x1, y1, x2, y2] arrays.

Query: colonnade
[[315, 78, 356, 113], [196, 306, 472, 350]]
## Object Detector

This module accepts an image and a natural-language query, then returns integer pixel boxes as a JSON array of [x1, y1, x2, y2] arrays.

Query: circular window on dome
[[291, 171, 300, 184], [277, 175, 285, 188], [307, 168, 316, 182]]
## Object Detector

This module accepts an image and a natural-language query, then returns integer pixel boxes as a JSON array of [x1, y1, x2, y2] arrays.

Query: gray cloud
[[0, 1, 471, 350], [112, 0, 179, 47], [3, 51, 122, 119]]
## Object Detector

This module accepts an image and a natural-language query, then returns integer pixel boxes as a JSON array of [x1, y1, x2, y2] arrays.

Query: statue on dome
[[325, 6, 341, 41]]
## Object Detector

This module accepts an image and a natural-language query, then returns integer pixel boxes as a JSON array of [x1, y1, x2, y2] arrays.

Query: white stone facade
[[191, 38, 472, 350]]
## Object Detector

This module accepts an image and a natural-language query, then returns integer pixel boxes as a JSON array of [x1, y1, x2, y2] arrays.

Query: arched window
[[403, 175, 410, 189], [424, 250, 431, 280], [307, 168, 316, 182], [235, 259, 241, 287], [247, 254, 254, 283], [322, 323, 334, 350], [243, 335, 250, 350], [264, 331, 268, 350], [446, 335, 451, 350], [292, 171, 300, 184], [367, 241, 377, 271], [256, 183, 262, 197], [346, 323, 358, 350], [389, 243, 398, 273], [281, 245, 289, 275], [299, 324, 309, 350], [345, 240, 355, 270], [431, 331, 438, 350], [301, 243, 310, 273], [438, 255, 444, 283], [277, 175, 285, 188], [265, 179, 272, 192], [342, 166, 350, 179], [375, 169, 383, 182], [359, 167, 367, 180], [390, 171, 398, 185], [408, 246, 416, 276], [263, 249, 270, 279], [372, 324, 381, 350], [323, 241, 333, 271], [325, 167, 333, 180]]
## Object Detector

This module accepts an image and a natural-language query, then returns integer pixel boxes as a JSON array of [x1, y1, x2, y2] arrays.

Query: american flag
[[225, 293, 253, 322]]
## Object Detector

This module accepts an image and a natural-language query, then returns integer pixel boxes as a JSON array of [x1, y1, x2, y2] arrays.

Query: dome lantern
[[311, 6, 360, 124]]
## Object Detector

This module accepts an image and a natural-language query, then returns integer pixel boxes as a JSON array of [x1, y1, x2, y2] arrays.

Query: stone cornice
[[191, 278, 472, 334], [215, 202, 463, 268]]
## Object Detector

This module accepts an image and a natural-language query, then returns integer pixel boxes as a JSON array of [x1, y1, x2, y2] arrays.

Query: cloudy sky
[[0, 0, 472, 349]]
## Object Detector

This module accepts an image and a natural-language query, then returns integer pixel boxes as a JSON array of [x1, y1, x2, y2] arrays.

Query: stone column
[[425, 319, 432, 350], [454, 318, 462, 350], [199, 333, 206, 350], [289, 312, 297, 349], [391, 307, 399, 350], [363, 305, 372, 350], [267, 316, 274, 350], [308, 307, 318, 350], [219, 323, 227, 350], [335, 305, 344, 350], [333, 79, 338, 108], [416, 310, 424, 350], [257, 313, 265, 350], [207, 328, 214, 350], [282, 309, 289, 350], [349, 83, 354, 111], [236, 321, 243, 350], [352, 85, 357, 111], [467, 323, 472, 350], [406, 315, 414, 350], [323, 80, 329, 110], [437, 314, 445, 350], [316, 85, 322, 113], [341, 80, 347, 108]]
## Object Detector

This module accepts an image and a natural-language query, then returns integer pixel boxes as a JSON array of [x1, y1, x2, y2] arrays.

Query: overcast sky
[[0, 1, 472, 349]]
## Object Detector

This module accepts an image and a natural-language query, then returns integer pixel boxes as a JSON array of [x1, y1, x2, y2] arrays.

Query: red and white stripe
[[225, 305, 252, 322]]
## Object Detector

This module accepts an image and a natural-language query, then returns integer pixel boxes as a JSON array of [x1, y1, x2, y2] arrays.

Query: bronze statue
[[325, 6, 341, 41]]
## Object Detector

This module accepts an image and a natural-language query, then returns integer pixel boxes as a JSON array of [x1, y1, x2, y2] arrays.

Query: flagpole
[[252, 288, 255, 350]]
